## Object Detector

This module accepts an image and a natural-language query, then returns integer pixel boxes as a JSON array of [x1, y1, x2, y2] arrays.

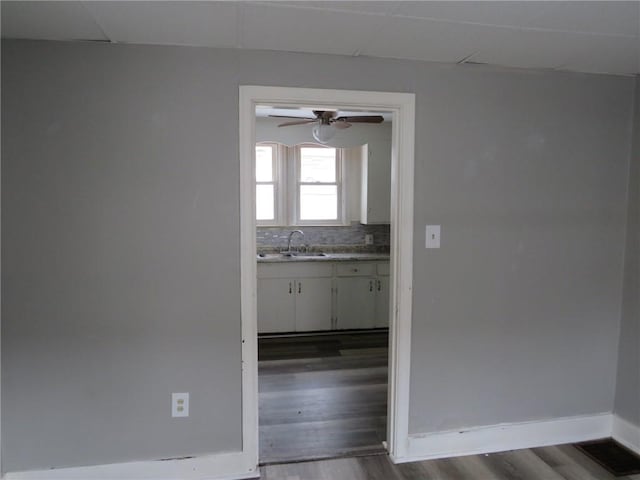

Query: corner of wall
[[612, 74, 640, 431]]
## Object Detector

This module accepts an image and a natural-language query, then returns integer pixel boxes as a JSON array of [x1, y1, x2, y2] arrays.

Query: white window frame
[[255, 142, 285, 227], [291, 143, 346, 226], [255, 142, 347, 226]]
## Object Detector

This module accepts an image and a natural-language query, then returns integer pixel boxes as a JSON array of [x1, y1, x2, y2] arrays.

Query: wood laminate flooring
[[258, 330, 389, 465], [260, 444, 640, 479]]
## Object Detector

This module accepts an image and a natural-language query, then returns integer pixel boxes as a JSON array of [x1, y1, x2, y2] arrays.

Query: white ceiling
[[2, 1, 639, 76]]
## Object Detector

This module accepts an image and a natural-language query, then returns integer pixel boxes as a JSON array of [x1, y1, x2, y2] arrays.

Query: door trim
[[239, 86, 415, 466]]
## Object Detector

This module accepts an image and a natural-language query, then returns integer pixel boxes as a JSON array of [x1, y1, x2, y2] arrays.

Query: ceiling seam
[[349, 2, 404, 58], [244, 1, 638, 39], [244, 1, 390, 19], [387, 13, 638, 39], [456, 52, 479, 64], [80, 2, 114, 43]]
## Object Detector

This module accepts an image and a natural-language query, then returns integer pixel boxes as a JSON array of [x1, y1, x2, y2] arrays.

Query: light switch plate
[[172, 392, 189, 418], [425, 225, 441, 248]]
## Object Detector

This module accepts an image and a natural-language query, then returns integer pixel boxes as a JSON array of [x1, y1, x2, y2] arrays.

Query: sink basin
[[281, 252, 328, 257], [257, 252, 329, 259]]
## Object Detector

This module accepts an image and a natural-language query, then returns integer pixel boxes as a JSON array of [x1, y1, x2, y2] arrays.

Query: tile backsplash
[[257, 223, 390, 253]]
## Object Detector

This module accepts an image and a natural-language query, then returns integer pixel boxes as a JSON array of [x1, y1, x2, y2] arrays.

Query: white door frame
[[239, 86, 415, 467]]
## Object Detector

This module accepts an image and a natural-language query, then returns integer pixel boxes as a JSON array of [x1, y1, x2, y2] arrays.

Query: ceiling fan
[[269, 110, 384, 143]]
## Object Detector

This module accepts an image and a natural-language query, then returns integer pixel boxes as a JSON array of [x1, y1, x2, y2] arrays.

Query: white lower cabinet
[[374, 275, 390, 328], [295, 277, 333, 331], [335, 276, 376, 329], [257, 278, 295, 333], [334, 262, 390, 330], [257, 260, 389, 333], [257, 263, 333, 333]]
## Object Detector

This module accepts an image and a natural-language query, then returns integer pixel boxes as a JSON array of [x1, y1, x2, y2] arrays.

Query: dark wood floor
[[258, 330, 389, 464], [258, 331, 639, 478], [260, 444, 640, 479]]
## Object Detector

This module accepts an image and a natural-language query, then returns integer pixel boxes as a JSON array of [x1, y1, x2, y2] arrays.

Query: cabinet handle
[[369, 280, 374, 292], [298, 282, 302, 294], [377, 280, 382, 291], [289, 282, 292, 294]]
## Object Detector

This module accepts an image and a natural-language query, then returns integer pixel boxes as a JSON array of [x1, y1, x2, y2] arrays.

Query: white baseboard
[[612, 414, 640, 455], [395, 413, 613, 464], [4, 451, 258, 480], [5, 413, 631, 478]]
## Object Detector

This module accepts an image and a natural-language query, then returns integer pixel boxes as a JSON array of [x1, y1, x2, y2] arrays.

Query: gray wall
[[2, 41, 244, 471], [614, 78, 640, 426], [409, 66, 632, 433], [2, 40, 635, 472]]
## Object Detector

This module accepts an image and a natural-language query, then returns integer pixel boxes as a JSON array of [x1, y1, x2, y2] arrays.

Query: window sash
[[255, 142, 346, 226], [294, 144, 344, 225], [256, 142, 283, 226]]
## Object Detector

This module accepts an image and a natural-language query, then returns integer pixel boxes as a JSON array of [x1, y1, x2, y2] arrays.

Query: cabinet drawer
[[258, 263, 333, 279], [377, 262, 390, 276], [335, 262, 376, 277]]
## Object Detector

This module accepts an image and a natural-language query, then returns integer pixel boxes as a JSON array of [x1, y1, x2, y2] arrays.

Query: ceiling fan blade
[[277, 119, 319, 127], [269, 114, 316, 120], [332, 120, 351, 129], [334, 115, 384, 124]]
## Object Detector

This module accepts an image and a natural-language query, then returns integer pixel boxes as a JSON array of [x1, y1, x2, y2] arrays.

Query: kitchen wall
[[256, 224, 390, 253], [2, 40, 634, 472], [255, 117, 392, 252], [614, 78, 640, 428]]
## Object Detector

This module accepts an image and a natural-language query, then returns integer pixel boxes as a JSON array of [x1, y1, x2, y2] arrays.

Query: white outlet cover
[[425, 225, 441, 248], [172, 392, 189, 418]]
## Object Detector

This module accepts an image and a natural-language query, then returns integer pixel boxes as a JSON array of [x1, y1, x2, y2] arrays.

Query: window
[[255, 144, 276, 222], [256, 142, 345, 226], [296, 146, 341, 223]]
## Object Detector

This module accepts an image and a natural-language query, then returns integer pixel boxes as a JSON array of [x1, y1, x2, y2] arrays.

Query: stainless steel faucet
[[285, 230, 305, 254]]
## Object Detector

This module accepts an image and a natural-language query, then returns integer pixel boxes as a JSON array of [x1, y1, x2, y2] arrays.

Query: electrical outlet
[[172, 392, 189, 418], [364, 234, 374, 245]]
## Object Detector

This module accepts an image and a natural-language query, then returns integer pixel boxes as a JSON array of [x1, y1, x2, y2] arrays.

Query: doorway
[[239, 86, 416, 468]]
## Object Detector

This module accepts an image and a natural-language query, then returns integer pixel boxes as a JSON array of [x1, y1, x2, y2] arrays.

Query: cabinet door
[[295, 277, 333, 332], [375, 276, 390, 328], [336, 277, 376, 329], [257, 278, 296, 333], [361, 139, 392, 224]]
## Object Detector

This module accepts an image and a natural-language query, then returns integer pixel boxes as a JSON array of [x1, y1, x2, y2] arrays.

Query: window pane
[[256, 146, 273, 182], [256, 184, 275, 220], [300, 185, 337, 220], [300, 148, 336, 183]]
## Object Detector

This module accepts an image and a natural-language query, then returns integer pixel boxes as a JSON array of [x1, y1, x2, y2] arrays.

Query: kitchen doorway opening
[[254, 107, 392, 463], [239, 86, 415, 469]]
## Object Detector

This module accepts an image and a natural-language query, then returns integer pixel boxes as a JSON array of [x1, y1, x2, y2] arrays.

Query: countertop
[[257, 252, 390, 263]]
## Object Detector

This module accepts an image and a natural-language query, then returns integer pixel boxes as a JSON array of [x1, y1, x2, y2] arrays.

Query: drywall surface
[[614, 78, 640, 427], [2, 40, 634, 471], [2, 42, 243, 471], [409, 64, 632, 433]]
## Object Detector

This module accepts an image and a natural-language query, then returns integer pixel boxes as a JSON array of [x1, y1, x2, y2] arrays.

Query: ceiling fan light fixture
[[311, 123, 336, 144]]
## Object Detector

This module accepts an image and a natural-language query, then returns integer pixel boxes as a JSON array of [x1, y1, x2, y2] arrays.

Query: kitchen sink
[[257, 252, 329, 259]]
